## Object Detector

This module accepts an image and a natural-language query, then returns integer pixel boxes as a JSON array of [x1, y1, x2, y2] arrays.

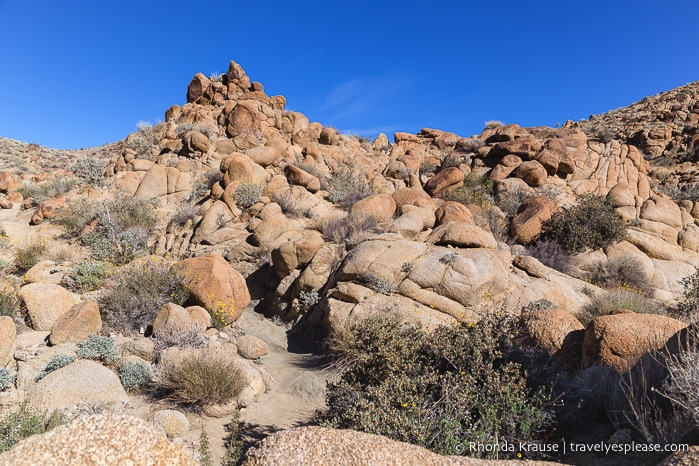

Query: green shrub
[[220, 412, 245, 466], [35, 354, 75, 381], [14, 243, 46, 273], [577, 289, 663, 326], [317, 315, 550, 458], [542, 194, 626, 254], [70, 157, 108, 188], [0, 403, 64, 453], [151, 348, 245, 409], [76, 335, 119, 365], [444, 172, 494, 208], [99, 258, 189, 332], [233, 183, 263, 209], [117, 361, 151, 392], [0, 369, 15, 391], [53, 198, 99, 236], [63, 261, 111, 292], [198, 430, 213, 466]]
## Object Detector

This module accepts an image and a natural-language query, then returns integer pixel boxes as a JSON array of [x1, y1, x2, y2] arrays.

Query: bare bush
[[526, 239, 572, 273], [314, 213, 382, 247]]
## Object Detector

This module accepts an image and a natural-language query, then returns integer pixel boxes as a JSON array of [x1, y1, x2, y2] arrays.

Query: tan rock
[[237, 335, 269, 360], [134, 164, 168, 199], [285, 165, 321, 193], [424, 167, 464, 197], [186, 72, 211, 102], [30, 359, 128, 413], [391, 187, 433, 210], [519, 308, 584, 360], [0, 316, 16, 368], [30, 196, 67, 225], [171, 255, 250, 324], [349, 194, 396, 225], [606, 182, 636, 207], [19, 283, 77, 331], [241, 426, 565, 466], [582, 312, 686, 372], [0, 413, 197, 465], [49, 300, 102, 345], [151, 409, 190, 438], [434, 201, 474, 225], [639, 196, 683, 229], [23, 260, 69, 285], [185, 305, 211, 329], [426, 223, 497, 249], [0, 172, 16, 192], [183, 130, 210, 157], [514, 160, 548, 187], [511, 196, 560, 244], [152, 303, 197, 335]]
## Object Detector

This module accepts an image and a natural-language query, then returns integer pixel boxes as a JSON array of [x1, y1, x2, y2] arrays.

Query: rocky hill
[[0, 60, 698, 465]]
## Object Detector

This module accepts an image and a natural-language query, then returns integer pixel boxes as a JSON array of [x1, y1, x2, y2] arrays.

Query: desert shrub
[[81, 197, 158, 265], [495, 186, 532, 217], [170, 202, 198, 226], [16, 178, 78, 203], [35, 354, 75, 381], [99, 258, 189, 333], [272, 189, 311, 218], [317, 315, 551, 458], [441, 153, 464, 169], [674, 268, 699, 323], [526, 239, 572, 273], [0, 369, 15, 391], [0, 403, 64, 453], [63, 261, 111, 292], [314, 213, 382, 247], [457, 138, 484, 154], [190, 169, 224, 201], [361, 272, 397, 295], [70, 157, 108, 188], [542, 194, 626, 254], [127, 122, 161, 156], [484, 120, 504, 129], [151, 349, 245, 409], [439, 253, 458, 264], [53, 198, 99, 236], [444, 172, 494, 209], [657, 183, 699, 203], [117, 360, 151, 392], [583, 254, 653, 295], [152, 324, 207, 361], [0, 282, 20, 318], [76, 335, 119, 365], [577, 289, 663, 327], [298, 289, 320, 312], [324, 164, 372, 208], [233, 183, 263, 209], [14, 242, 46, 273], [419, 161, 439, 178], [199, 430, 213, 466], [294, 161, 325, 181]]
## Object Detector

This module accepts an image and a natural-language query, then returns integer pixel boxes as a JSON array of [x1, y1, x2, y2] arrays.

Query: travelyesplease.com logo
[[453, 440, 689, 458]]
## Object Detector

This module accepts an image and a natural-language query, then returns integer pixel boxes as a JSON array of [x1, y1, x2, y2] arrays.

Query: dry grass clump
[[151, 349, 245, 409], [583, 254, 653, 295], [576, 288, 664, 326], [272, 189, 311, 218], [313, 212, 381, 247]]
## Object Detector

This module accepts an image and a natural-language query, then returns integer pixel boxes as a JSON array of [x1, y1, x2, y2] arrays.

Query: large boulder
[[48, 300, 102, 345], [30, 359, 129, 413], [424, 167, 464, 197], [241, 426, 564, 466], [510, 196, 560, 244], [171, 255, 250, 323], [582, 311, 686, 372], [426, 223, 497, 249], [514, 160, 548, 187], [18, 283, 77, 331], [518, 307, 584, 367], [349, 194, 396, 225], [0, 413, 197, 465]]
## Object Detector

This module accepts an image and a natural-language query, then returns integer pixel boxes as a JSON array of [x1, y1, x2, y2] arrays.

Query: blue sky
[[1, 0, 698, 149]]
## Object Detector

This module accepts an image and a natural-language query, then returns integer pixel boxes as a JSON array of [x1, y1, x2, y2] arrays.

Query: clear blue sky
[[1, 0, 698, 149]]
